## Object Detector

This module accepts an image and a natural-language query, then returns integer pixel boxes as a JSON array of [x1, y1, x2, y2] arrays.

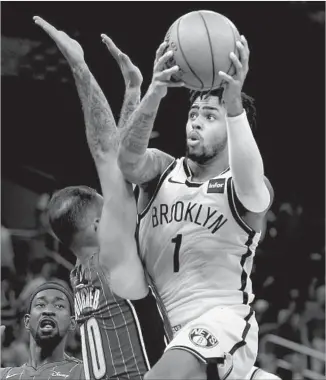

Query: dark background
[[2, 3, 325, 196], [1, 2, 325, 248]]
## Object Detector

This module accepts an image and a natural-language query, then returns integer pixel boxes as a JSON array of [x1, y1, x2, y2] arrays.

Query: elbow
[[117, 151, 143, 185], [117, 150, 137, 174]]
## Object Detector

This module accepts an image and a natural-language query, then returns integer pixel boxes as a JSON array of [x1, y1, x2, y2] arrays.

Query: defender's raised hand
[[33, 16, 84, 68], [101, 34, 143, 90], [33, 15, 120, 165]]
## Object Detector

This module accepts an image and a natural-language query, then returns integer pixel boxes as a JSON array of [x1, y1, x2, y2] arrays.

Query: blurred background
[[1, 2, 325, 379]]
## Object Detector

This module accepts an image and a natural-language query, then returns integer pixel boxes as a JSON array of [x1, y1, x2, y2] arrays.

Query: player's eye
[[55, 304, 65, 309], [36, 303, 45, 308], [206, 114, 216, 121], [189, 112, 197, 120]]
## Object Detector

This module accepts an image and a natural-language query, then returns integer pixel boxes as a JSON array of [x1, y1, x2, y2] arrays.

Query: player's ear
[[69, 316, 77, 331], [24, 314, 31, 331]]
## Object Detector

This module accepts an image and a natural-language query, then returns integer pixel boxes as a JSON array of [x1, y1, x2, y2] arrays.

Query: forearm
[[118, 86, 141, 129], [227, 110, 269, 211], [71, 62, 118, 161], [119, 86, 161, 165]]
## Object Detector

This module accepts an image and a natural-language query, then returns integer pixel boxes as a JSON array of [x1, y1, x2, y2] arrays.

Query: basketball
[[164, 10, 241, 90]]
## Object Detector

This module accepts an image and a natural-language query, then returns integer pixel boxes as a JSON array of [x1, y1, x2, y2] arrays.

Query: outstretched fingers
[[101, 34, 122, 63], [33, 16, 59, 40]]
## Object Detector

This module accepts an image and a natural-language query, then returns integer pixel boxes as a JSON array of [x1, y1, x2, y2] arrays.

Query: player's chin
[[186, 141, 201, 154], [186, 144, 204, 159]]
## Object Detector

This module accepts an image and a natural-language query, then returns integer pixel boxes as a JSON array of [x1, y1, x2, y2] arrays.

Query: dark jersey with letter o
[[70, 253, 171, 380]]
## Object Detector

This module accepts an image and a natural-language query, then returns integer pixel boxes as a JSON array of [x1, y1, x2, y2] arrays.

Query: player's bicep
[[98, 204, 147, 299], [234, 176, 272, 213], [234, 176, 274, 217], [96, 158, 131, 198], [97, 169, 137, 272], [98, 198, 136, 263], [118, 148, 174, 185]]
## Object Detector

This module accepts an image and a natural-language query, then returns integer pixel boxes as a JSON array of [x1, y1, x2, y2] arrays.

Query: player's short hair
[[47, 186, 102, 246], [189, 88, 257, 131]]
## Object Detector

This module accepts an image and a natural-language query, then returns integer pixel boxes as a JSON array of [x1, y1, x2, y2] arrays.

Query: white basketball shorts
[[165, 304, 258, 379]]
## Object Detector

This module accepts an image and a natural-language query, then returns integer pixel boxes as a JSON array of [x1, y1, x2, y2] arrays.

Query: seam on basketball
[[176, 15, 204, 90], [199, 11, 215, 90]]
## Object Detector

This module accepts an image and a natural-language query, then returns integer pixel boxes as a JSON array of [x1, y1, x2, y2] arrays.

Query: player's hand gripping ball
[[163, 10, 241, 91]]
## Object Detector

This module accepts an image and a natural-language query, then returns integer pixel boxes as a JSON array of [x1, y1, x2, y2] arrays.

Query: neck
[[28, 336, 66, 368], [187, 149, 229, 182], [72, 245, 98, 265]]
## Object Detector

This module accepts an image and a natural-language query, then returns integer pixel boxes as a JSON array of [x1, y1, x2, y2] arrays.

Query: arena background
[[1, 2, 325, 379]]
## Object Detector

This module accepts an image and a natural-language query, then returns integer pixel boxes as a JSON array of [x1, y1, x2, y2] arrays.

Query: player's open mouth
[[188, 131, 201, 146], [40, 318, 56, 331], [188, 138, 200, 146]]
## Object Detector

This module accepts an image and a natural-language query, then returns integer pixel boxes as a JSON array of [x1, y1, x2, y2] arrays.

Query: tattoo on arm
[[118, 88, 140, 130], [121, 110, 157, 156], [72, 63, 118, 161], [121, 148, 174, 185], [120, 88, 162, 160]]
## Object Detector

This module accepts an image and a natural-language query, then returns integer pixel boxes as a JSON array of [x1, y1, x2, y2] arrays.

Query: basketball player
[[34, 17, 170, 379], [118, 38, 279, 380], [0, 282, 84, 380]]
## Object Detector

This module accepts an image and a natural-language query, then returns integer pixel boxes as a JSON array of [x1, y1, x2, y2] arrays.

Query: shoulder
[[149, 148, 175, 166], [62, 357, 84, 379], [0, 367, 23, 379], [119, 148, 175, 186], [139, 154, 181, 189], [63, 355, 83, 371], [138, 156, 180, 212], [64, 354, 83, 364], [140, 149, 176, 185], [0, 367, 10, 379]]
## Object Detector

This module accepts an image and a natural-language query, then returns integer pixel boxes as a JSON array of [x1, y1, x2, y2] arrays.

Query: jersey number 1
[[80, 317, 106, 380], [172, 234, 182, 272]]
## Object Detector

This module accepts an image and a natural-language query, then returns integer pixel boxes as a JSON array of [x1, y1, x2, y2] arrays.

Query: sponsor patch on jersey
[[189, 327, 218, 348], [207, 178, 225, 193]]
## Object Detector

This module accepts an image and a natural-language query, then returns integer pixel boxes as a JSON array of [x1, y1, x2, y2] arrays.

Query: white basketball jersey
[[138, 158, 261, 328]]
